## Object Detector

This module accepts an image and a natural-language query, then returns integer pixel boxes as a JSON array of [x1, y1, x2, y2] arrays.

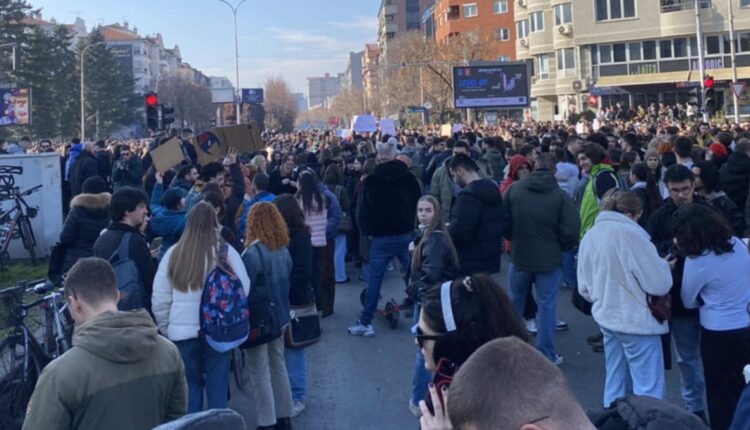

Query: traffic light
[[145, 93, 158, 132], [587, 95, 599, 107], [703, 75, 716, 114], [687, 87, 699, 106], [160, 105, 175, 130]]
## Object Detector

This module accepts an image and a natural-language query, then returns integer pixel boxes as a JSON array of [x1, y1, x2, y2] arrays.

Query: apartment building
[[362, 43, 382, 114], [378, 0, 423, 58], [307, 73, 341, 109], [516, 0, 750, 121], [341, 51, 365, 91]]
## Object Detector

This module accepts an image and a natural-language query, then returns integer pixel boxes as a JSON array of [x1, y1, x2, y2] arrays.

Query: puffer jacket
[[59, 192, 110, 273], [21, 310, 187, 430], [481, 148, 507, 183], [358, 159, 421, 238], [152, 243, 250, 341], [430, 157, 456, 220], [408, 229, 459, 302], [150, 183, 187, 262]]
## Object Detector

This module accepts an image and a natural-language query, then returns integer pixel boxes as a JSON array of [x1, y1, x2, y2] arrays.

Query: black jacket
[[706, 191, 746, 237], [287, 229, 315, 306], [449, 178, 506, 275], [408, 229, 458, 302], [357, 160, 421, 237], [95, 151, 111, 184], [70, 151, 100, 197], [59, 193, 111, 274], [223, 163, 245, 234], [93, 222, 156, 300], [720, 151, 750, 214]]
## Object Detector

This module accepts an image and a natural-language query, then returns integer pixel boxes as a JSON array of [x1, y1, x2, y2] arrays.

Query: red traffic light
[[588, 95, 598, 106], [704, 76, 714, 89], [145, 93, 158, 106]]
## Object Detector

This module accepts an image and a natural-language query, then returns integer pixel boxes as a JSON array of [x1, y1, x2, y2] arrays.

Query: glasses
[[668, 187, 692, 196], [416, 326, 444, 349]]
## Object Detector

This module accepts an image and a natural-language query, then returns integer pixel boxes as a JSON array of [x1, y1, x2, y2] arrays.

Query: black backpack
[[590, 396, 708, 430]]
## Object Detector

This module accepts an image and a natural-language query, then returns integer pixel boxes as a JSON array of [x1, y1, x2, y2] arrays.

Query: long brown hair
[[245, 202, 290, 250], [168, 202, 221, 292], [411, 195, 458, 270]]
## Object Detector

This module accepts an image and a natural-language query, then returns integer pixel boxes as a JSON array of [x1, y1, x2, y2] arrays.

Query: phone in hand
[[424, 358, 458, 415]]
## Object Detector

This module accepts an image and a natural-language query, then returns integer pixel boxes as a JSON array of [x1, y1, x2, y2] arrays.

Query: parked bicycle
[[0, 278, 73, 430], [0, 184, 42, 268]]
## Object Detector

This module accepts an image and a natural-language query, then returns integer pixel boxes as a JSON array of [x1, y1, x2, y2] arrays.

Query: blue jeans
[[334, 234, 348, 282], [671, 315, 706, 412], [509, 265, 561, 361], [175, 337, 231, 413], [601, 327, 665, 408], [561, 250, 577, 288], [284, 347, 306, 402], [411, 303, 432, 404], [359, 233, 412, 325]]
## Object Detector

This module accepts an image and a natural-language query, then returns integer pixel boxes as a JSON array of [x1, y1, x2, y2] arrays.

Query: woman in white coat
[[152, 202, 250, 413], [577, 189, 673, 409]]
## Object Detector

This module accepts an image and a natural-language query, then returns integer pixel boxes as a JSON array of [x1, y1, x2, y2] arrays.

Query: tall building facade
[[342, 51, 365, 90], [516, 0, 750, 121], [307, 73, 341, 109], [378, 0, 423, 57], [362, 43, 382, 115]]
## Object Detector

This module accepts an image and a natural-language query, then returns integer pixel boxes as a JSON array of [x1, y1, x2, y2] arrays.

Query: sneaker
[[553, 354, 564, 365], [348, 321, 375, 337], [525, 318, 538, 335], [556, 319, 569, 331], [292, 401, 305, 417], [386, 263, 395, 272], [409, 399, 422, 418]]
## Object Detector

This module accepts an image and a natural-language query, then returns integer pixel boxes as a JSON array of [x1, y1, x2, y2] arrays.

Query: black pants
[[312, 242, 335, 315], [701, 326, 750, 430], [523, 289, 538, 320]]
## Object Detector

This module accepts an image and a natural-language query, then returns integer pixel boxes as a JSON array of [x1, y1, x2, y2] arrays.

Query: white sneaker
[[556, 319, 569, 331], [525, 318, 538, 335], [409, 399, 422, 418], [348, 321, 375, 337], [292, 401, 305, 417], [553, 354, 564, 366]]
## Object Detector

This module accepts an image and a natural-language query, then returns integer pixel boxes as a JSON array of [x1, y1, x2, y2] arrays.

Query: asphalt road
[[230, 257, 684, 429]]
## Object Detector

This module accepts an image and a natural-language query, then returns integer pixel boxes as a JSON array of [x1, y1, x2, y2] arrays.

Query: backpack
[[590, 396, 708, 430], [200, 243, 249, 353], [108, 233, 146, 311], [241, 243, 281, 349]]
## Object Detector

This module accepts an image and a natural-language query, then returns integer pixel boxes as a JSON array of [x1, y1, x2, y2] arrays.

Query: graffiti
[[0, 166, 22, 201]]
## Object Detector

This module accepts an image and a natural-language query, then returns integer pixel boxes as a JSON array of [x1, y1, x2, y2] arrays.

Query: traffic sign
[[423, 101, 432, 110], [241, 88, 264, 104], [731, 82, 746, 98]]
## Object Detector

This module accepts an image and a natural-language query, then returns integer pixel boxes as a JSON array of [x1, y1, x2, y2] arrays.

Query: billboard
[[241, 88, 264, 104], [109, 44, 134, 77], [452, 63, 530, 109], [0, 88, 31, 126]]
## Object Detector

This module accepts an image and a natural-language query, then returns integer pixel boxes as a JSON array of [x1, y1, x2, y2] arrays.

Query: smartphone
[[424, 358, 458, 415]]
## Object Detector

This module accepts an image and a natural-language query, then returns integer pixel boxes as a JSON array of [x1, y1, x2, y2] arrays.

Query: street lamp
[[0, 43, 17, 71], [80, 41, 106, 142], [217, 0, 248, 125]]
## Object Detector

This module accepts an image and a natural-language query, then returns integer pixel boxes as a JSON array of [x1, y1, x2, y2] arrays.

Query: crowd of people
[[5, 110, 750, 430]]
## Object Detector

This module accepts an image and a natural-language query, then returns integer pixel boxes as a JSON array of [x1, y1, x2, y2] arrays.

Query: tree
[[158, 74, 213, 131], [330, 87, 366, 126], [263, 75, 297, 132]]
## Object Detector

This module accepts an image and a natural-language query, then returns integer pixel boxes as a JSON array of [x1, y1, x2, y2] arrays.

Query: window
[[595, 0, 636, 21], [531, 11, 544, 32], [689, 37, 698, 56], [497, 55, 511, 62], [661, 0, 711, 13], [463, 3, 478, 18], [659, 40, 673, 58], [493, 0, 508, 14], [613, 43, 627, 62], [600, 45, 612, 63], [740, 33, 750, 52], [628, 42, 641, 60], [554, 3, 573, 25], [556, 48, 576, 70], [706, 35, 721, 54], [495, 28, 510, 41], [723, 34, 737, 55], [673, 38, 688, 57], [743, 0, 750, 7], [516, 19, 530, 38], [643, 41, 656, 59], [537, 54, 549, 79]]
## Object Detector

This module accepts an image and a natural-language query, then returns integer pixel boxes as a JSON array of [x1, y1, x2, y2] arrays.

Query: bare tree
[[330, 87, 366, 126], [158, 74, 213, 130], [264, 75, 298, 132]]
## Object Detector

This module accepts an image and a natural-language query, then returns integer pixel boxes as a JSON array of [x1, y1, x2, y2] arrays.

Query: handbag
[[632, 271, 671, 323], [284, 302, 322, 348], [571, 286, 593, 316], [241, 244, 282, 349]]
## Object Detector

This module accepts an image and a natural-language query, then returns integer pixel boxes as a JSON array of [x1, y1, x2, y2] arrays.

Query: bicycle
[[0, 278, 74, 430], [0, 184, 42, 268]]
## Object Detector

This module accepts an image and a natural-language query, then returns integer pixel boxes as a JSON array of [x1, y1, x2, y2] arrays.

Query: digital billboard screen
[[0, 88, 31, 126], [453, 63, 530, 109]]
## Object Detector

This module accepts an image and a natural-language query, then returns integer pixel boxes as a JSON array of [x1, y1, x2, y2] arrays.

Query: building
[[362, 43, 382, 115], [422, 0, 437, 39], [292, 92, 308, 113], [516, 0, 750, 121], [341, 51, 365, 90], [378, 0, 423, 57], [178, 62, 210, 88], [21, 15, 88, 49], [307, 73, 341, 109], [431, 0, 516, 61]]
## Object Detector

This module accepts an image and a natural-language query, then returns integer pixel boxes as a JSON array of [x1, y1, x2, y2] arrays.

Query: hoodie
[[503, 170, 580, 272], [500, 155, 531, 194], [357, 159, 421, 237], [22, 310, 186, 430], [150, 183, 187, 261]]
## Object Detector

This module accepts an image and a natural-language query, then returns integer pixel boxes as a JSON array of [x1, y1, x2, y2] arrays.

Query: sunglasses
[[416, 326, 444, 349]]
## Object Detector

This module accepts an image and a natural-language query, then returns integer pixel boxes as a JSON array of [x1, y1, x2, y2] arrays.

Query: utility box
[[0, 153, 63, 260]]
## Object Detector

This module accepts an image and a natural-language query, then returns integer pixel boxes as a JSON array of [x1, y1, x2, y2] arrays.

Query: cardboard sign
[[192, 124, 264, 165], [150, 138, 185, 172], [440, 124, 453, 137], [379, 118, 397, 136], [352, 115, 377, 133], [193, 130, 224, 165]]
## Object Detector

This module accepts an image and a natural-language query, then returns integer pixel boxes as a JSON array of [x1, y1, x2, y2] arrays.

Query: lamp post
[[0, 43, 17, 71], [217, 0, 248, 125], [80, 41, 105, 142]]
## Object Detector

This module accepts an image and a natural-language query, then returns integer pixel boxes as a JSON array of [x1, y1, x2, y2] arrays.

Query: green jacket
[[430, 160, 455, 221], [579, 163, 617, 240], [22, 310, 186, 430], [481, 148, 507, 183]]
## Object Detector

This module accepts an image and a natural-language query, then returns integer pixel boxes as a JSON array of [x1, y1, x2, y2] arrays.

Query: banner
[[0, 88, 31, 126]]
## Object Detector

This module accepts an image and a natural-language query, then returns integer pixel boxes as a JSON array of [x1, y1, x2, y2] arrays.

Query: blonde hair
[[250, 155, 267, 175], [168, 202, 221, 292], [600, 189, 642, 216]]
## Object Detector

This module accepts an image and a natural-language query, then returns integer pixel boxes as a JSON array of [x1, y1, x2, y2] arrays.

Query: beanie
[[81, 176, 107, 194]]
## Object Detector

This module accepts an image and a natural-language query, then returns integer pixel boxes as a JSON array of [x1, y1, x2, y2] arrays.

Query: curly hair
[[245, 202, 290, 250], [675, 204, 734, 257]]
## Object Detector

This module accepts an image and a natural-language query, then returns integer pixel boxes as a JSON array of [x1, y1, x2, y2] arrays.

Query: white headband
[[441, 281, 457, 332]]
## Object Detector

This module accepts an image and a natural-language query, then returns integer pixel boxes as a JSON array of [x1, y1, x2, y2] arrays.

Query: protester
[[184, 161, 227, 210], [630, 162, 663, 229], [499, 154, 532, 194], [150, 171, 187, 262], [269, 153, 299, 195], [170, 164, 199, 195], [323, 164, 351, 284], [111, 144, 144, 192], [692, 160, 746, 236], [200, 186, 242, 252], [480, 136, 506, 183], [720, 139, 750, 215], [578, 143, 619, 239], [22, 257, 187, 430], [237, 173, 276, 240], [430, 141, 470, 220], [70, 141, 100, 197]]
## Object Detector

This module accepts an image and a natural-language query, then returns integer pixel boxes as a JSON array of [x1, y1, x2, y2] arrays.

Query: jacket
[[152, 243, 250, 341], [578, 211, 672, 335], [223, 163, 245, 232], [449, 178, 506, 275], [358, 159, 421, 237], [237, 191, 276, 240], [503, 170, 580, 272], [705, 191, 746, 236], [328, 183, 351, 234], [579, 163, 618, 240], [150, 183, 187, 261], [243, 241, 292, 329], [430, 158, 455, 220], [93, 223, 157, 301], [65, 144, 82, 181], [95, 151, 111, 183], [111, 156, 144, 192], [169, 177, 193, 195], [720, 151, 750, 213], [287, 229, 315, 306], [408, 229, 458, 302], [481, 148, 507, 183], [21, 310, 187, 430], [70, 150, 100, 196], [59, 192, 111, 274], [499, 155, 532, 194], [321, 184, 342, 240]]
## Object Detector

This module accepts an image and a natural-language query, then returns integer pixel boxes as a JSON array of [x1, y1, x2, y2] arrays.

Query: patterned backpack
[[200, 243, 249, 352]]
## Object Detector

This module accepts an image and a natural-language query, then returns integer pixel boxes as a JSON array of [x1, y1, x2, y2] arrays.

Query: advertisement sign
[[0, 88, 31, 126], [241, 88, 264, 104], [109, 45, 134, 77], [453, 63, 530, 109]]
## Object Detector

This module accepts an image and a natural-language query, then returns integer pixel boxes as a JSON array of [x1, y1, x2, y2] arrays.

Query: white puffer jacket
[[578, 211, 672, 335], [152, 244, 250, 342]]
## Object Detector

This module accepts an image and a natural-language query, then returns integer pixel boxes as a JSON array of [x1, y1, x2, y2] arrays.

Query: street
[[230, 256, 684, 430]]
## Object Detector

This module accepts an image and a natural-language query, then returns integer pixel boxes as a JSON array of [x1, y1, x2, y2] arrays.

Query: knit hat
[[644, 149, 659, 162], [708, 143, 728, 159], [82, 176, 107, 194]]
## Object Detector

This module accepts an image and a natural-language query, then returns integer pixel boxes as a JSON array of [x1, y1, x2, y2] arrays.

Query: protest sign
[[379, 118, 396, 136], [440, 124, 452, 137], [150, 138, 185, 172], [352, 115, 377, 133]]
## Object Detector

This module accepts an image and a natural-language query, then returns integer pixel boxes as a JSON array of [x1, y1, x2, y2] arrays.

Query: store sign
[[628, 62, 659, 75], [691, 58, 723, 71]]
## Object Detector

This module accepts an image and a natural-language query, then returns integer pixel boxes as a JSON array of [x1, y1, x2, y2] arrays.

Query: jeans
[[509, 264, 561, 361], [284, 347, 307, 402], [671, 316, 706, 413], [359, 233, 412, 325], [242, 337, 294, 426], [561, 249, 577, 288], [411, 303, 432, 404], [601, 327, 666, 408], [174, 337, 231, 413], [334, 234, 348, 282]]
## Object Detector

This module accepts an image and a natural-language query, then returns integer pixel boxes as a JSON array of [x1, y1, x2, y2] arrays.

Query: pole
[[695, 0, 708, 123], [729, 0, 740, 124], [80, 41, 105, 142], [218, 0, 248, 125]]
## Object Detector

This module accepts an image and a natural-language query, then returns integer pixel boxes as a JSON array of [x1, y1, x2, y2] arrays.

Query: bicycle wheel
[[0, 334, 45, 430], [18, 218, 36, 266]]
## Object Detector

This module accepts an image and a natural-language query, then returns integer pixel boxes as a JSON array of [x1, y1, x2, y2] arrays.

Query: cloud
[[266, 27, 346, 52], [325, 15, 378, 31]]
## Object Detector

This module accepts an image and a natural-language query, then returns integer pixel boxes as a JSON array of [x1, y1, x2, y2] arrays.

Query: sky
[[25, 0, 380, 94]]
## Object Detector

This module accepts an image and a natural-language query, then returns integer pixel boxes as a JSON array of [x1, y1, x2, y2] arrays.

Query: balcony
[[446, 5, 460, 21], [660, 0, 711, 13], [384, 4, 397, 16]]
